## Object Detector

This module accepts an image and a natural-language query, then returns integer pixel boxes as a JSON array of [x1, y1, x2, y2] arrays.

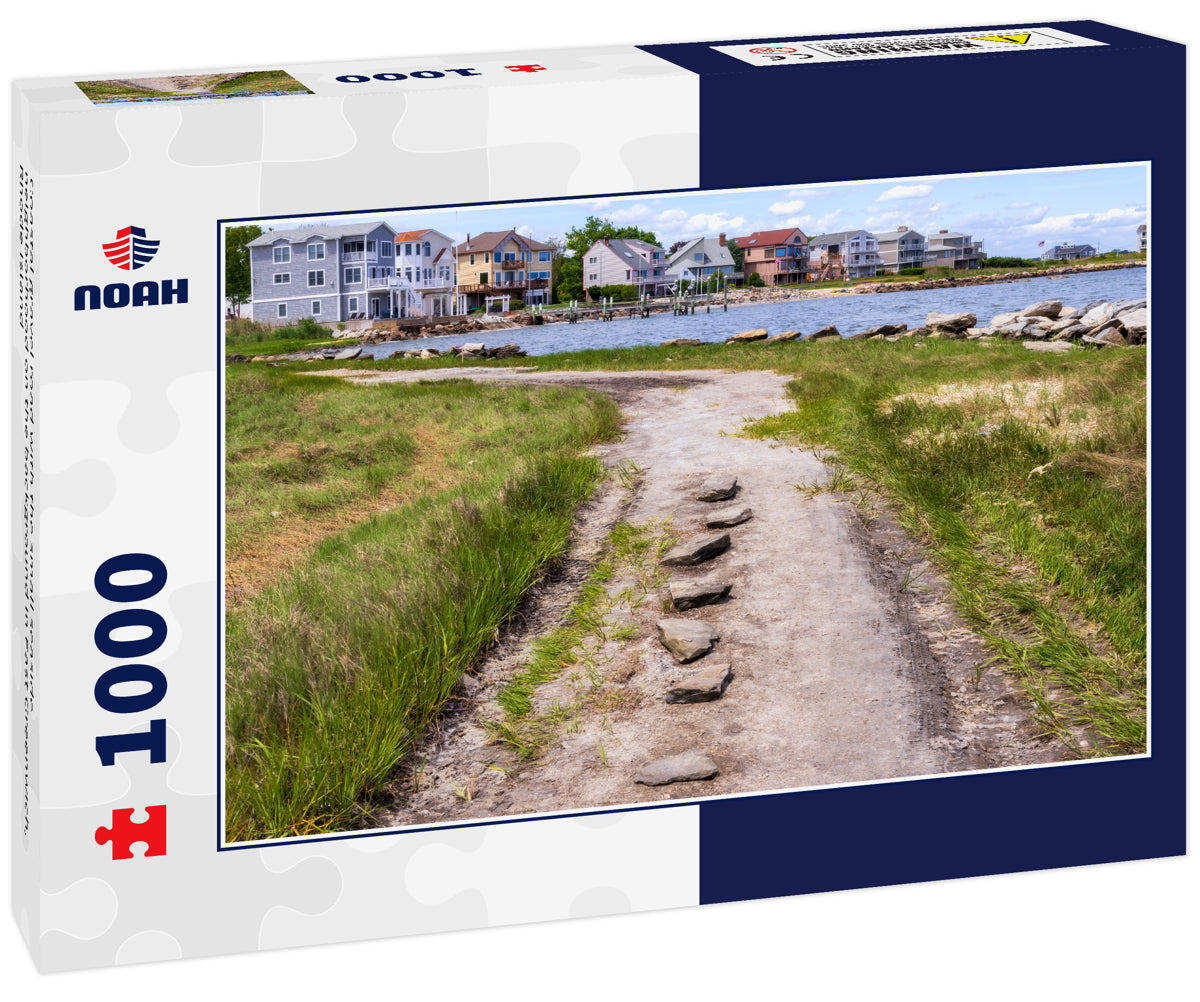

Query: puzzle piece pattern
[[95, 806, 167, 860], [29, 44, 702, 969]]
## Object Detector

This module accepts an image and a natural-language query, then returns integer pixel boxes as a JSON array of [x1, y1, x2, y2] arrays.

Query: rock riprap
[[705, 506, 752, 529], [665, 663, 732, 704], [634, 749, 719, 786], [725, 328, 768, 344], [656, 619, 719, 662], [660, 532, 731, 566], [668, 580, 732, 611], [695, 475, 738, 502]]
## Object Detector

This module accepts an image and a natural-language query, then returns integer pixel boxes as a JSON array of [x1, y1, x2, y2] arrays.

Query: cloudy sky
[[251, 162, 1147, 259]]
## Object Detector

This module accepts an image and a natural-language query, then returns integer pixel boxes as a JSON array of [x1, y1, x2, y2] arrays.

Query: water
[[363, 269, 1147, 359]]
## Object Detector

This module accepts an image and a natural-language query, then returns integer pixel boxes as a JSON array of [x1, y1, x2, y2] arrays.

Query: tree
[[668, 240, 688, 255], [224, 224, 263, 315], [563, 215, 661, 258], [746, 271, 766, 288]]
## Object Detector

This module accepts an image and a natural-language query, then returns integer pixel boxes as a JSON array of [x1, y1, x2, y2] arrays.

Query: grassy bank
[[745, 340, 1147, 754], [324, 336, 1147, 753], [224, 367, 621, 840]]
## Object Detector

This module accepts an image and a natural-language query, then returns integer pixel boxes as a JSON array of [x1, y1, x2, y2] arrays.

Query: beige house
[[874, 226, 926, 274], [455, 230, 554, 308], [925, 230, 984, 269], [807, 230, 880, 279]]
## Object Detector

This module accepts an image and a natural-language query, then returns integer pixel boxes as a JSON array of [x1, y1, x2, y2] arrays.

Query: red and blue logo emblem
[[102, 225, 160, 271]]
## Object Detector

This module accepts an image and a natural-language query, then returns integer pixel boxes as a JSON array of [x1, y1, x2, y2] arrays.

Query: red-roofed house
[[735, 228, 808, 285]]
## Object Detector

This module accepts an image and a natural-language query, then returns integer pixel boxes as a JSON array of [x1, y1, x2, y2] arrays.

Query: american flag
[[1037, 241, 1045, 247]]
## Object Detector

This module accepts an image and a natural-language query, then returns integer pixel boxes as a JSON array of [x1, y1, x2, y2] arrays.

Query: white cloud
[[768, 199, 806, 215], [877, 184, 933, 202]]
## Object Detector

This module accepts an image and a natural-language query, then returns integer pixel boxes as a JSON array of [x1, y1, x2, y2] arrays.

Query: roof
[[247, 220, 394, 246], [735, 227, 806, 247], [873, 228, 925, 242], [593, 238, 666, 263], [455, 230, 553, 254], [666, 236, 735, 267], [926, 231, 973, 241], [807, 229, 871, 246]]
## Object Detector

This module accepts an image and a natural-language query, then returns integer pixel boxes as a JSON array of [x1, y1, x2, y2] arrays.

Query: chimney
[[939, 229, 948, 234], [897, 226, 907, 232], [718, 233, 726, 246]]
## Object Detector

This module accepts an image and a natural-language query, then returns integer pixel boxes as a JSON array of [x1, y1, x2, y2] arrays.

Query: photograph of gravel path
[[222, 169, 1147, 844]]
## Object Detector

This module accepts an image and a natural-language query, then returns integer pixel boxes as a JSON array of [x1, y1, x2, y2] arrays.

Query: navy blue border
[[215, 24, 1184, 903]]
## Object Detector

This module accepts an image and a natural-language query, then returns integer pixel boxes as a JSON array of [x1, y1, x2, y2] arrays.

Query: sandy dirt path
[[326, 367, 1066, 827]]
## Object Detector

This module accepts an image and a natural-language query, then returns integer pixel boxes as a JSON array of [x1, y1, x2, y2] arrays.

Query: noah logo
[[102, 225, 160, 271], [74, 225, 187, 311]]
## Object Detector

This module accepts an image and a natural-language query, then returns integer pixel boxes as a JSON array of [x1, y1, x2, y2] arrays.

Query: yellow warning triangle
[[971, 33, 1031, 44]]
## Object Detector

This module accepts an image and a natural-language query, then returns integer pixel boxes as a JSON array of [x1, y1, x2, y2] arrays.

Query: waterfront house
[[582, 237, 671, 297], [455, 230, 554, 309], [735, 228, 808, 285], [924, 230, 984, 269], [1040, 243, 1096, 261], [665, 233, 739, 287], [248, 221, 464, 325], [806, 229, 879, 279], [874, 226, 927, 274], [1137, 224, 1147, 252]]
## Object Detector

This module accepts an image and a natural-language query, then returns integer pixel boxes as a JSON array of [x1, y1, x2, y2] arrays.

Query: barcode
[[817, 39, 981, 56]]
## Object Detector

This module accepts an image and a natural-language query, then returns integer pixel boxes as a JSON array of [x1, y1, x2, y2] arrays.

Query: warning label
[[714, 27, 1104, 66]]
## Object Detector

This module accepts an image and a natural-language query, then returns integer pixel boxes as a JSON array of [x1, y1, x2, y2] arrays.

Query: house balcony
[[460, 278, 549, 295], [366, 274, 456, 291]]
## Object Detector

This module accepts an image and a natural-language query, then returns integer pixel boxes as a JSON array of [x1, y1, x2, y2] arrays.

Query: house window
[[367, 240, 375, 253], [381, 242, 393, 258], [273, 272, 290, 284], [311, 301, 322, 315], [423, 242, 431, 256], [588, 256, 597, 264], [344, 240, 364, 254], [344, 267, 361, 284], [349, 297, 358, 312], [308, 270, 324, 287], [694, 253, 703, 261], [539, 251, 551, 262], [308, 243, 325, 260], [469, 254, 475, 265], [484, 252, 490, 263], [479, 272, 488, 284], [273, 246, 290, 264], [277, 303, 287, 318], [503, 252, 516, 262], [587, 273, 597, 282], [404, 243, 412, 256]]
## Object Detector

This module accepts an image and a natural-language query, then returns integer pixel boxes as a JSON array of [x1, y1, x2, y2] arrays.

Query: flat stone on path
[[660, 532, 731, 566], [706, 506, 752, 529], [695, 475, 738, 501], [634, 749, 719, 786], [656, 619, 719, 662], [668, 580, 732, 611], [666, 663, 733, 704]]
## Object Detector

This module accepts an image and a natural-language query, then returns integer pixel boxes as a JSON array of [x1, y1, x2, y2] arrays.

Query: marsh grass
[[224, 368, 620, 841]]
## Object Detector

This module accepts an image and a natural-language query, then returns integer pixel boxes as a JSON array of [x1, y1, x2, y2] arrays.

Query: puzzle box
[[11, 20, 1184, 971]]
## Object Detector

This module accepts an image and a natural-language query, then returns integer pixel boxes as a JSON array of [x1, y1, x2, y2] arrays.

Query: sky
[[249, 162, 1148, 259]]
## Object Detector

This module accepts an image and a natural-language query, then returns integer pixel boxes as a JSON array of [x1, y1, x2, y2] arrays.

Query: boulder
[[1082, 327, 1129, 347], [1079, 303, 1115, 328], [804, 325, 841, 342], [725, 328, 768, 343], [655, 619, 719, 663], [634, 749, 719, 786], [1049, 316, 1082, 332], [1117, 308, 1147, 340], [660, 532, 731, 566], [668, 580, 733, 611], [461, 342, 485, 352], [857, 323, 908, 339], [766, 330, 802, 342], [1051, 324, 1087, 341], [991, 312, 1020, 327], [705, 506, 752, 529], [332, 347, 362, 360], [665, 663, 733, 704], [925, 311, 976, 334], [695, 475, 738, 502], [661, 338, 703, 346], [1017, 300, 1062, 319], [1023, 341, 1077, 353], [1113, 298, 1146, 315], [419, 349, 440, 359]]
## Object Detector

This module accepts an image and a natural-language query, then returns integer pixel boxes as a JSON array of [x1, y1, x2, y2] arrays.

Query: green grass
[[224, 368, 621, 841], [742, 340, 1147, 754], [210, 70, 311, 95], [485, 520, 677, 760]]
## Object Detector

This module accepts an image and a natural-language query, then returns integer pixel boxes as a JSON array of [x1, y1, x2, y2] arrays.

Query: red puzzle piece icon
[[95, 805, 167, 860]]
